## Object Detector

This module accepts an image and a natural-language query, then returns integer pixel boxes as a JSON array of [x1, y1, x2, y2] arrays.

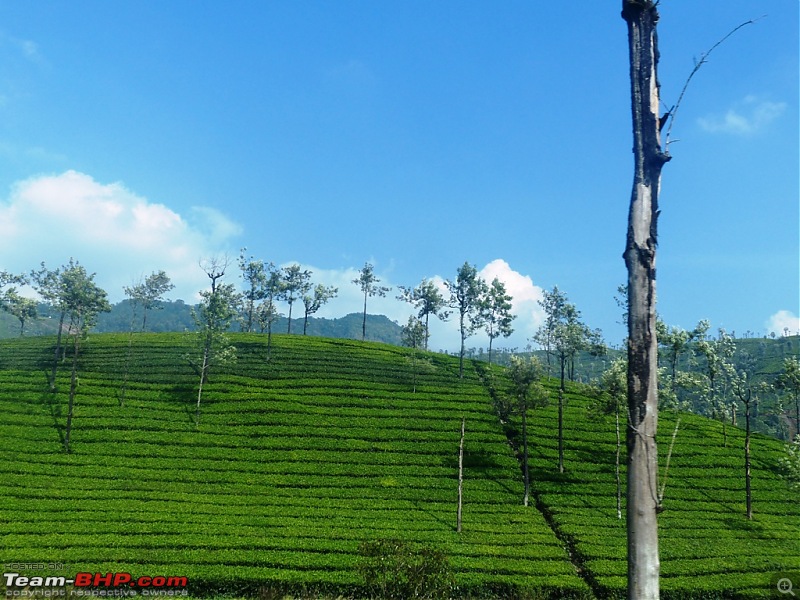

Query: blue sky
[[0, 1, 797, 351]]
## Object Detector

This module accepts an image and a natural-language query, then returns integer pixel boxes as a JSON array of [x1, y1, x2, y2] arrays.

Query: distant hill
[[0, 333, 796, 598], [0, 298, 403, 345]]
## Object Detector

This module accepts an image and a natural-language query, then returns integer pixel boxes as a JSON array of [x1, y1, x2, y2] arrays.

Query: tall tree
[[621, 2, 670, 595], [731, 371, 767, 520], [258, 264, 284, 357], [119, 271, 174, 406], [189, 277, 238, 426], [60, 264, 111, 453], [776, 357, 800, 441], [589, 359, 628, 520], [0, 271, 29, 331], [657, 319, 709, 385], [445, 263, 487, 379], [353, 263, 390, 341], [779, 436, 800, 492], [3, 289, 37, 336], [397, 279, 449, 350], [480, 277, 515, 366], [302, 284, 338, 335], [131, 271, 174, 332], [279, 264, 312, 334], [533, 286, 601, 473], [238, 249, 267, 333], [507, 355, 548, 507], [32, 259, 79, 390], [696, 329, 736, 446], [400, 315, 427, 394]]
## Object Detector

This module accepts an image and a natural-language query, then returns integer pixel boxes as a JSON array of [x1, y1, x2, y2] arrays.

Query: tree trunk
[[558, 356, 565, 473], [196, 345, 209, 426], [615, 403, 622, 520], [458, 311, 466, 379], [50, 308, 67, 390], [362, 291, 368, 341], [622, 2, 669, 598], [65, 323, 81, 454], [303, 311, 309, 335], [745, 392, 752, 519], [522, 401, 530, 507], [287, 301, 293, 334], [457, 417, 465, 533]]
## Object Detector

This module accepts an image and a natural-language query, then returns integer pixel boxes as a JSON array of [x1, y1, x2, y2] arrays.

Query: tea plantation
[[0, 333, 797, 599]]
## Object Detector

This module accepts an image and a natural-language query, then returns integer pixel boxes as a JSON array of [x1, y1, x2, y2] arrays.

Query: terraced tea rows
[[508, 376, 800, 599], [0, 334, 589, 598], [2, 333, 797, 599]]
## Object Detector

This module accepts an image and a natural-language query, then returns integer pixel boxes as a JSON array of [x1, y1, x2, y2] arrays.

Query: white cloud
[[698, 96, 786, 135], [479, 258, 546, 343], [766, 310, 800, 337], [1, 174, 546, 352], [0, 170, 241, 302], [298, 259, 545, 353]]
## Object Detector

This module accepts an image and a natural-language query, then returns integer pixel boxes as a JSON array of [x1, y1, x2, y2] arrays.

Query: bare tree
[[621, 2, 669, 596], [620, 4, 754, 595]]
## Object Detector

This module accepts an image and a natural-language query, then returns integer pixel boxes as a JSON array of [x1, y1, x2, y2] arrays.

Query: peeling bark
[[622, 1, 671, 599]]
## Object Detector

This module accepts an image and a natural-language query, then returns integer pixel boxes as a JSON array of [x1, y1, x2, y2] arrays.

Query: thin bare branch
[[664, 16, 765, 149]]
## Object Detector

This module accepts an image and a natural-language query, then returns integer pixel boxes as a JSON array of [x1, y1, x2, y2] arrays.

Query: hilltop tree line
[[1, 256, 796, 448]]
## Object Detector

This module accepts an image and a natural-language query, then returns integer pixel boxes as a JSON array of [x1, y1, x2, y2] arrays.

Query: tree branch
[[664, 16, 765, 149]]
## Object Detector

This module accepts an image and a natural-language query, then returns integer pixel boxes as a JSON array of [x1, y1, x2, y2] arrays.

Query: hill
[[0, 334, 798, 599], [0, 299, 404, 345]]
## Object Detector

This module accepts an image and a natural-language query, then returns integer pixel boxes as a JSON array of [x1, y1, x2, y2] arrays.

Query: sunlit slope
[[502, 369, 800, 600], [0, 334, 589, 598]]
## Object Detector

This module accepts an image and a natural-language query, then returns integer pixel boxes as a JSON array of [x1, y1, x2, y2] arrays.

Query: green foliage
[[0, 333, 589, 598], [1, 333, 798, 598], [353, 262, 391, 341], [446, 262, 488, 378], [302, 283, 338, 334], [358, 538, 454, 600], [401, 315, 427, 350], [507, 355, 548, 412], [480, 277, 515, 364], [2, 289, 38, 336], [123, 270, 174, 332], [397, 279, 450, 350], [779, 436, 800, 492], [278, 263, 312, 334]]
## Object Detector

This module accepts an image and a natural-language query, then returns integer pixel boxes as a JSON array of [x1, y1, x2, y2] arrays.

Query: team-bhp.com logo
[[4, 572, 188, 597]]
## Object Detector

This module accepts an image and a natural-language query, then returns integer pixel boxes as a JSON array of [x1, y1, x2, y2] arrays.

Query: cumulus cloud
[[0, 170, 241, 301], [698, 96, 786, 135], [299, 259, 545, 353], [766, 310, 800, 337]]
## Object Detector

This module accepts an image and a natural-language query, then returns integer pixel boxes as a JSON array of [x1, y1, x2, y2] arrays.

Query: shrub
[[357, 538, 454, 599]]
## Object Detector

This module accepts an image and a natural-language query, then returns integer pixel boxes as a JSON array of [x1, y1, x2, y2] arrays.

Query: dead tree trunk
[[622, 2, 670, 599]]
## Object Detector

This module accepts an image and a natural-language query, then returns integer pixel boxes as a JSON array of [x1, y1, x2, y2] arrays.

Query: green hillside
[[0, 334, 797, 599]]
